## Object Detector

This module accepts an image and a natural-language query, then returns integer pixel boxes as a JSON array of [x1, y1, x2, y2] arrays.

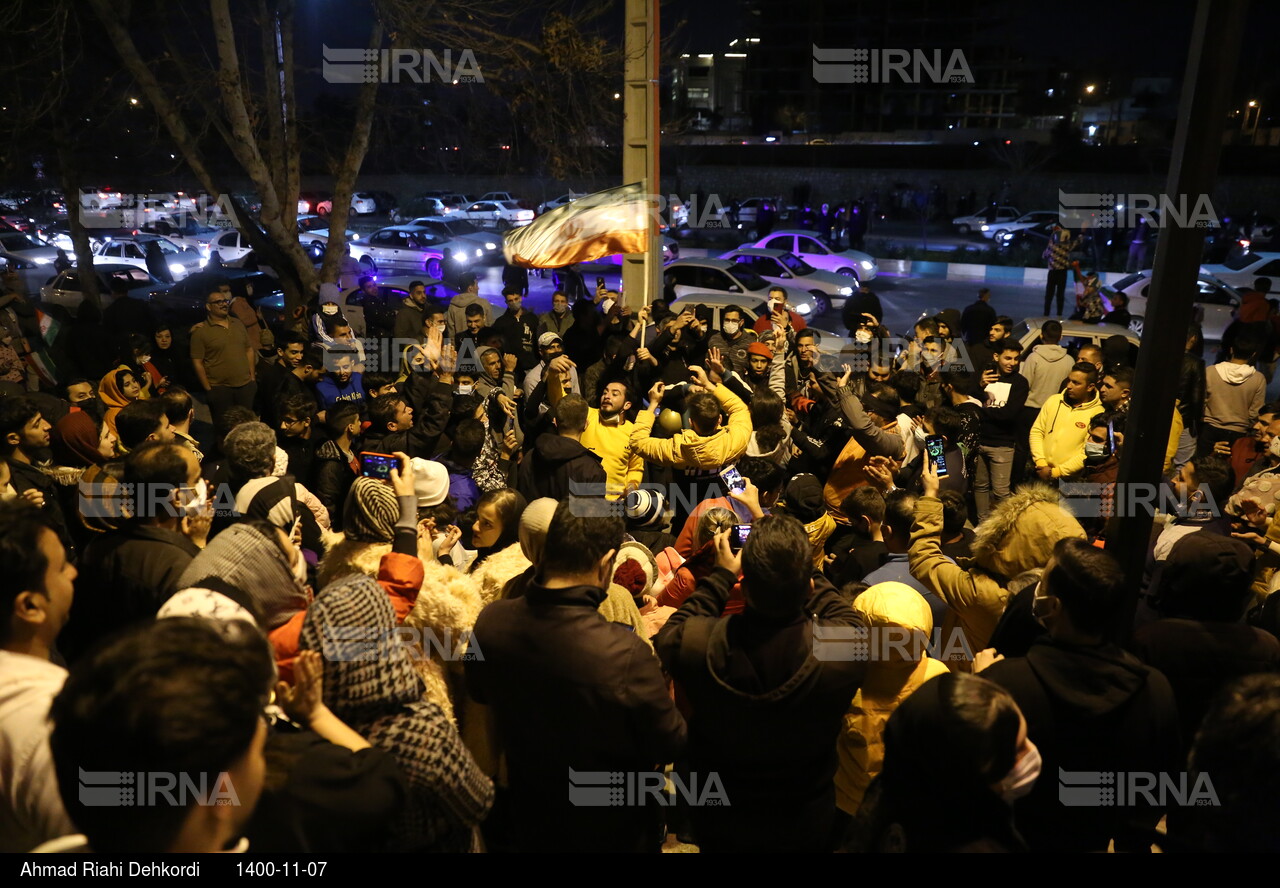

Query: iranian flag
[[503, 183, 652, 268], [35, 310, 61, 345]]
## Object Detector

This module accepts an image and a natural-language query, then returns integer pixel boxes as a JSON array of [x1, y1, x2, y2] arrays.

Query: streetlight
[[129, 97, 139, 105], [613, 92, 621, 99], [1084, 84, 1096, 95]]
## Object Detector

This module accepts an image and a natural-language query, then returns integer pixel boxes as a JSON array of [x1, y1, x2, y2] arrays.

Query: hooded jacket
[[835, 582, 951, 816], [466, 578, 686, 852], [1029, 390, 1103, 478], [1204, 360, 1266, 434], [629, 383, 751, 470], [654, 567, 866, 852], [515, 432, 607, 502], [984, 636, 1181, 852], [1020, 344, 1074, 410], [300, 574, 493, 852], [909, 485, 1086, 653]]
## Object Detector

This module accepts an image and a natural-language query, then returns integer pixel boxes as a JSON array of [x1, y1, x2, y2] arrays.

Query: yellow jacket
[[835, 582, 950, 815], [1029, 392, 1102, 479], [581, 408, 644, 500], [630, 383, 751, 469], [909, 488, 1085, 653]]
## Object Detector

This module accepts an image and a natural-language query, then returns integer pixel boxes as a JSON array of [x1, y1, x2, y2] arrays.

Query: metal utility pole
[[622, 0, 661, 312], [1110, 0, 1248, 640]]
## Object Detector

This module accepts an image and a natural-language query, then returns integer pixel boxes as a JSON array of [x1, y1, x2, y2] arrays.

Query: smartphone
[[719, 464, 746, 493], [596, 276, 605, 287], [504, 413, 516, 433], [359, 451, 400, 480], [924, 435, 949, 478], [1106, 417, 1116, 458], [730, 523, 752, 551]]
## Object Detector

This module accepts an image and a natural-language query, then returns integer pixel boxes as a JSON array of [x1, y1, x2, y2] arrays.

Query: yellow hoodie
[[581, 408, 644, 499], [1029, 391, 1103, 479], [630, 383, 751, 469]]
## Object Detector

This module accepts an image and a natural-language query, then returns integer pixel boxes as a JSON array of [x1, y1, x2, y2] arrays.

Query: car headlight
[[33, 256, 53, 265], [980, 224, 990, 231], [168, 263, 184, 274], [485, 242, 497, 249], [838, 286, 853, 296], [796, 302, 812, 315], [198, 258, 208, 268], [860, 260, 874, 270], [451, 253, 467, 263], [475, 249, 483, 258]]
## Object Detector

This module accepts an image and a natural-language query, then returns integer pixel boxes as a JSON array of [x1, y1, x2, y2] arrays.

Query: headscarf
[[299, 574, 493, 851], [98, 364, 141, 436], [52, 410, 105, 468], [175, 523, 307, 630], [517, 497, 558, 565]]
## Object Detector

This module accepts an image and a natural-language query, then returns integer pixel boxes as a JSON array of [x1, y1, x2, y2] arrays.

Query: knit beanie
[[624, 488, 666, 528], [747, 341, 774, 360], [319, 282, 341, 305], [518, 497, 558, 564], [342, 476, 399, 542], [410, 457, 450, 509]]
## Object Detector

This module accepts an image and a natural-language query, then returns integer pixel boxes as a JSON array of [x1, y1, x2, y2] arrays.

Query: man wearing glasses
[[190, 284, 257, 428]]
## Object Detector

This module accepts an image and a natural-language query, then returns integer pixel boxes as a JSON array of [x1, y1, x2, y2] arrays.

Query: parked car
[[338, 275, 454, 339], [297, 214, 358, 257], [39, 263, 169, 318], [418, 191, 471, 212], [598, 235, 678, 266], [478, 191, 521, 203], [1201, 250, 1280, 290], [78, 187, 125, 210], [536, 192, 586, 215], [668, 294, 850, 361], [718, 247, 854, 315], [0, 231, 60, 266], [158, 269, 287, 329], [350, 192, 379, 215], [297, 192, 333, 216], [714, 196, 781, 232], [661, 258, 817, 318], [140, 219, 225, 253], [979, 210, 1060, 240], [457, 200, 535, 231], [92, 233, 206, 280], [347, 225, 471, 278], [1012, 317, 1140, 366], [206, 228, 255, 265], [741, 230, 878, 282], [391, 196, 449, 223], [1104, 271, 1241, 342]]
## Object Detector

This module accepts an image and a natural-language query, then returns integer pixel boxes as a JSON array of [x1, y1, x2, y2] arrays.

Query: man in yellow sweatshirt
[[630, 365, 752, 469], [1030, 361, 1103, 480]]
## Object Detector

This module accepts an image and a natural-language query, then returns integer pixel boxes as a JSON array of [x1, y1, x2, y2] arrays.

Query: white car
[[39, 263, 169, 317], [1105, 271, 1242, 342], [350, 192, 379, 215], [537, 192, 585, 214], [979, 210, 1060, 240], [142, 219, 225, 253], [297, 215, 358, 255], [408, 216, 501, 260], [666, 295, 851, 361], [953, 205, 1021, 235], [718, 248, 854, 316], [93, 234, 205, 280], [458, 200, 534, 231], [478, 191, 520, 203], [78, 187, 125, 209], [348, 225, 471, 278], [206, 228, 256, 265], [1012, 317, 1140, 365], [662, 258, 817, 318], [743, 230, 878, 281], [714, 196, 780, 231], [1201, 251, 1280, 290], [0, 231, 60, 266]]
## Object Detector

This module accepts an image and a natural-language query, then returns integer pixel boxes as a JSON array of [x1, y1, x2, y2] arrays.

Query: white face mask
[[1084, 441, 1107, 458], [456, 384, 474, 396], [320, 303, 339, 315], [998, 740, 1042, 804], [855, 328, 873, 343], [722, 321, 740, 336], [137, 354, 152, 365]]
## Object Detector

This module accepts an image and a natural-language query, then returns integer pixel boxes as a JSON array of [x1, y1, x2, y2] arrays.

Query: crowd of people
[[2, 263, 1279, 855]]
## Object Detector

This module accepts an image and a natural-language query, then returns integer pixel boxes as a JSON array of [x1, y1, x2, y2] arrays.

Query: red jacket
[[753, 310, 807, 335], [1239, 290, 1271, 324]]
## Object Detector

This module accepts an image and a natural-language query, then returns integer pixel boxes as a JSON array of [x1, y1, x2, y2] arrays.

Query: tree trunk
[[52, 129, 100, 314]]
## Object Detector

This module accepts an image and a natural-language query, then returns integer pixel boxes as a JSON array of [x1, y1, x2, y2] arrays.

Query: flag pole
[[622, 0, 660, 349]]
